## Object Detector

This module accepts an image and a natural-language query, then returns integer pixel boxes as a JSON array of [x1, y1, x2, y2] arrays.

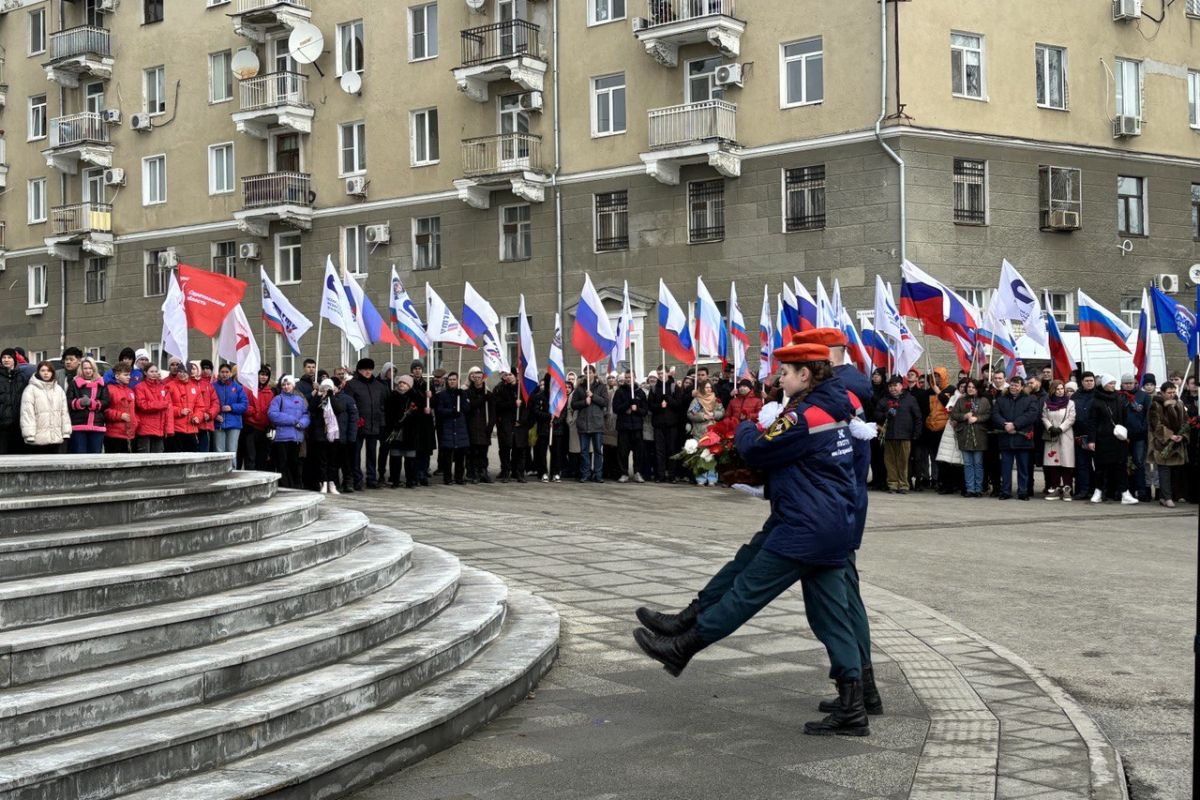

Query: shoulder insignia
[[764, 410, 798, 440]]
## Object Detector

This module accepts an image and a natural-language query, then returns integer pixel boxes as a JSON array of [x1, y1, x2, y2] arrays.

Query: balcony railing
[[645, 0, 734, 26], [236, 0, 308, 12], [51, 202, 113, 236], [461, 133, 543, 177], [242, 171, 312, 209], [49, 25, 112, 61], [239, 71, 308, 112], [0, 222, 7, 250], [49, 112, 110, 149], [647, 100, 736, 149], [460, 20, 541, 67]]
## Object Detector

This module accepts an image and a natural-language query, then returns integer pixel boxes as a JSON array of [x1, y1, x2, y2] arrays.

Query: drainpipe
[[551, 0, 564, 327], [875, 0, 906, 263]]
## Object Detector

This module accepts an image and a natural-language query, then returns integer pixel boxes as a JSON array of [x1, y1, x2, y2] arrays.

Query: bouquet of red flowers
[[672, 416, 764, 486]]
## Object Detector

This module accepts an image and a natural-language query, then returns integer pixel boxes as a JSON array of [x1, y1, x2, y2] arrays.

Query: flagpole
[[456, 346, 464, 412], [314, 315, 323, 379]]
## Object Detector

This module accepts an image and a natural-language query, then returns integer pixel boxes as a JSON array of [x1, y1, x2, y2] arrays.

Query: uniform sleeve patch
[[764, 410, 798, 440]]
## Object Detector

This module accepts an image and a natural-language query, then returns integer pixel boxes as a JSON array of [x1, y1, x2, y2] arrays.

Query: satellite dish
[[288, 22, 325, 65], [466, 0, 486, 11], [230, 48, 260, 81], [339, 70, 362, 95], [1188, 263, 1200, 284]]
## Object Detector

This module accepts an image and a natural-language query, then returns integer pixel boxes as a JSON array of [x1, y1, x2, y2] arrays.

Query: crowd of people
[[0, 343, 1195, 508]]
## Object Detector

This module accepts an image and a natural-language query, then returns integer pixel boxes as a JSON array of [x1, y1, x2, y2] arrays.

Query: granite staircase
[[0, 453, 558, 799]]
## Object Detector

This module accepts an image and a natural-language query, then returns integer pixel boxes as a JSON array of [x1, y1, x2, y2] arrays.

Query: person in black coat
[[611, 370, 648, 482], [492, 372, 522, 482], [529, 375, 553, 480], [464, 367, 493, 483], [342, 358, 390, 490], [868, 368, 888, 489], [875, 376, 922, 493], [1070, 372, 1097, 499], [308, 378, 358, 494], [385, 375, 434, 488], [990, 375, 1040, 500], [0, 349, 29, 454], [649, 367, 683, 483], [433, 373, 469, 485], [1090, 375, 1135, 503]]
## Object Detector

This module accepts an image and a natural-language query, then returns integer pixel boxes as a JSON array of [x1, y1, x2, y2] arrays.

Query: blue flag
[[1149, 286, 1198, 360]]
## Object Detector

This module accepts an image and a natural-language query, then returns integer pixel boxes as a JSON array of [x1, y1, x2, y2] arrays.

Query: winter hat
[[1098, 374, 1118, 390], [793, 328, 847, 348], [356, 358, 375, 372], [134, 348, 151, 363], [381, 361, 395, 376], [319, 378, 336, 391], [738, 378, 754, 388], [1142, 373, 1157, 387], [118, 347, 136, 363], [1120, 374, 1135, 384], [1065, 381, 1078, 392], [0, 348, 16, 361], [467, 366, 483, 376], [887, 375, 905, 387], [396, 374, 414, 388], [410, 359, 424, 370], [281, 374, 297, 387]]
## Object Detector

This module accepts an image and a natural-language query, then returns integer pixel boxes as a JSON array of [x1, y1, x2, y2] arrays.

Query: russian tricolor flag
[[517, 295, 538, 403], [862, 323, 889, 370], [758, 286, 772, 381], [389, 268, 431, 354], [461, 282, 499, 342], [794, 278, 818, 332], [1077, 289, 1132, 353], [572, 274, 617, 365], [1044, 291, 1075, 381], [899, 259, 980, 350], [657, 279, 694, 364], [1133, 288, 1150, 385], [548, 312, 569, 417], [780, 283, 800, 341], [695, 277, 728, 365], [839, 309, 870, 374]]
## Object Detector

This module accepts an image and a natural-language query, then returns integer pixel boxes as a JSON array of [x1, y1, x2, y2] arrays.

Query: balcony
[[44, 25, 114, 86], [640, 100, 741, 185], [43, 112, 113, 174], [232, 72, 314, 138], [633, 0, 744, 67], [453, 20, 547, 103], [45, 202, 114, 260], [0, 138, 7, 190], [234, 171, 313, 237], [230, 0, 311, 43], [453, 133, 548, 209]]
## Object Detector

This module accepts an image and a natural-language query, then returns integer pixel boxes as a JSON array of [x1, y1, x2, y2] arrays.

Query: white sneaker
[[1044, 491, 1060, 500], [618, 475, 629, 483], [328, 482, 341, 495], [552, 475, 561, 483], [1120, 491, 1139, 505], [319, 482, 328, 494], [634, 474, 645, 483], [1090, 489, 1103, 504], [541, 475, 549, 483]]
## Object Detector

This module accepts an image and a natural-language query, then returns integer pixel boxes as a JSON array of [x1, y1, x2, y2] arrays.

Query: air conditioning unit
[[1048, 210, 1081, 231], [98, 0, 118, 11], [714, 64, 744, 87], [102, 108, 121, 125], [103, 167, 125, 186], [240, 242, 261, 260], [364, 223, 391, 244], [518, 90, 543, 111], [1112, 115, 1141, 138], [632, 17, 649, 32], [130, 113, 152, 132], [157, 248, 178, 269], [1158, 274, 1180, 294], [345, 176, 368, 197], [1112, 0, 1141, 19]]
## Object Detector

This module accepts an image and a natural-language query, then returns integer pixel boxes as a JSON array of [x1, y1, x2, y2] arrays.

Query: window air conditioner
[[1048, 210, 1080, 231], [157, 248, 178, 270], [1158, 274, 1180, 294], [518, 91, 543, 111], [632, 17, 649, 32], [1111, 115, 1141, 138], [98, 0, 118, 12], [240, 242, 261, 260], [714, 64, 744, 88], [130, 113, 152, 132], [345, 176, 368, 197], [103, 168, 125, 186], [102, 109, 121, 125], [364, 223, 391, 244], [1112, 0, 1141, 19]]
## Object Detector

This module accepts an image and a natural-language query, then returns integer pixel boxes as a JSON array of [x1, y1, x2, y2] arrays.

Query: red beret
[[791, 328, 847, 348], [773, 342, 831, 364]]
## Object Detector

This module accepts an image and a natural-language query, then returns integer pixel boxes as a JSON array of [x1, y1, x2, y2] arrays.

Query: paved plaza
[[335, 483, 1196, 800]]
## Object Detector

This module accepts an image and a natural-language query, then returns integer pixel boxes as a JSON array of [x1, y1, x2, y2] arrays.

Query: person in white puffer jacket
[[21, 360, 72, 453]]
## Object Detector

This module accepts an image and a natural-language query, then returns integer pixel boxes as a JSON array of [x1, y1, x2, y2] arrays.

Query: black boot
[[818, 665, 883, 715], [636, 599, 700, 637], [804, 679, 870, 737], [633, 627, 705, 677]]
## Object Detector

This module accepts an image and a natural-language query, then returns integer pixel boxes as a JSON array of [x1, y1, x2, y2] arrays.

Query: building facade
[[1, 0, 1198, 372]]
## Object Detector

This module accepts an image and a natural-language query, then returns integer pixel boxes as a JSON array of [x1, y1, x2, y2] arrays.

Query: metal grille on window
[[594, 191, 628, 251], [688, 179, 725, 243], [953, 159, 986, 224], [784, 166, 825, 231]]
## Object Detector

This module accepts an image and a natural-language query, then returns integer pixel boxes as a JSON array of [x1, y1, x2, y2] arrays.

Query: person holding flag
[[544, 313, 570, 482], [612, 363, 648, 484], [729, 282, 752, 383]]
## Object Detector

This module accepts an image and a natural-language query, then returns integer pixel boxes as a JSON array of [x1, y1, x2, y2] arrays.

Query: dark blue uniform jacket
[[834, 365, 872, 550]]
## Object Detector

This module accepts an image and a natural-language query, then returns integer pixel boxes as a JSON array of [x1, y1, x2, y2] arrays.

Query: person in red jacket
[[726, 379, 764, 424], [103, 363, 138, 453], [167, 363, 203, 452], [240, 366, 275, 470], [195, 359, 220, 453], [134, 363, 172, 453]]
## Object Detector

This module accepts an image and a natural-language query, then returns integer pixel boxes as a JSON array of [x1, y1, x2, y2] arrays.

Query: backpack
[[926, 393, 949, 432]]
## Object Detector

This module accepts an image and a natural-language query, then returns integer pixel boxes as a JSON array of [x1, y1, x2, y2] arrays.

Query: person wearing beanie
[[0, 348, 29, 454], [1070, 372, 1098, 499], [240, 367, 275, 470], [308, 377, 356, 494], [1089, 373, 1137, 504], [634, 338, 869, 737], [343, 358, 389, 489], [464, 366, 494, 483], [1119, 374, 1151, 500], [875, 375, 922, 493], [384, 373, 433, 488]]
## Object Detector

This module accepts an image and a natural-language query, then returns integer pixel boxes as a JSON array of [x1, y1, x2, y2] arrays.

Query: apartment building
[[1, 0, 1198, 373]]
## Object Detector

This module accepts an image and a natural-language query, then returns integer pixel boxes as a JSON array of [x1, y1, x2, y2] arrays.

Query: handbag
[[1113, 424, 1128, 442]]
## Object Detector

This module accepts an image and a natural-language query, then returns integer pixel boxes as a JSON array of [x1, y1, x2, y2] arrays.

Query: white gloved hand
[[848, 417, 879, 441], [758, 401, 783, 429], [730, 483, 766, 500]]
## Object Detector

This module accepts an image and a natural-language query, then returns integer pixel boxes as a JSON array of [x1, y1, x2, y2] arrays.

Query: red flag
[[176, 263, 247, 336]]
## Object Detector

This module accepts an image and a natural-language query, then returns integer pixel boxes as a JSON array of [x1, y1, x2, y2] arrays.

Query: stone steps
[[0, 507, 370, 630], [0, 525, 411, 687], [0, 453, 233, 495], [117, 591, 559, 800], [0, 472, 280, 537], [0, 543, 462, 750], [0, 492, 324, 581], [0, 562, 510, 800]]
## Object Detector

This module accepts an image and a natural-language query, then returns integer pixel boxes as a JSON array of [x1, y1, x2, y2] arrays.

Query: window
[[958, 288, 991, 313], [337, 19, 365, 74], [274, 336, 296, 379], [1115, 58, 1141, 119], [500, 204, 532, 261], [144, 250, 169, 297], [28, 8, 45, 56], [1192, 183, 1200, 240], [502, 313, 533, 369], [783, 165, 826, 231], [1035, 44, 1067, 110], [342, 225, 368, 275], [28, 94, 46, 141], [276, 231, 302, 284], [340, 121, 367, 175], [209, 51, 233, 103], [410, 109, 439, 165], [27, 264, 47, 310], [1189, 71, 1200, 128], [781, 38, 823, 107], [1038, 165, 1082, 229], [589, 0, 625, 25], [594, 191, 629, 251], [85, 82, 105, 115], [145, 66, 166, 116], [27, 178, 47, 224], [1119, 296, 1141, 329], [951, 32, 984, 99], [687, 57, 725, 103], [409, 4, 438, 61], [144, 0, 164, 24], [212, 241, 237, 277], [83, 346, 108, 363], [413, 216, 442, 269], [208, 143, 234, 195], [591, 73, 626, 136], [953, 158, 987, 224], [1117, 175, 1146, 237], [688, 179, 725, 243], [1045, 292, 1073, 325], [1190, 0, 1200, 15], [85, 258, 108, 304], [142, 155, 166, 205]]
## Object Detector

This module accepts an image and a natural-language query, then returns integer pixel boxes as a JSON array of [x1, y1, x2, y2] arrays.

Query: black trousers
[[616, 429, 641, 477], [869, 438, 886, 487], [104, 437, 131, 454], [653, 426, 677, 480], [550, 428, 568, 477], [1097, 462, 1127, 499], [134, 436, 165, 454], [467, 443, 489, 479], [442, 447, 466, 483], [273, 441, 302, 488], [168, 433, 197, 452], [388, 454, 417, 486], [533, 429, 550, 477]]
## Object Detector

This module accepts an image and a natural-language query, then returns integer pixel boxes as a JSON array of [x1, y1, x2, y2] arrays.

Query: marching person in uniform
[[633, 336, 869, 737]]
